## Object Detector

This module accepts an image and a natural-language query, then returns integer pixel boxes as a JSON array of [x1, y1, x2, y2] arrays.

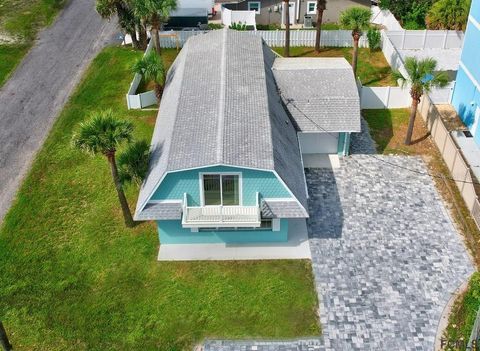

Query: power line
[[280, 93, 480, 187]]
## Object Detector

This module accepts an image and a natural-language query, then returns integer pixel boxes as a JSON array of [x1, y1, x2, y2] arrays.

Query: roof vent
[[464, 130, 473, 138]]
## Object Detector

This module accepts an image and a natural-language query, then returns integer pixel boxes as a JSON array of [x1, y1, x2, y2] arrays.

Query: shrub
[[367, 28, 381, 51], [229, 22, 248, 31], [426, 0, 471, 30], [208, 23, 223, 30], [379, 0, 433, 29]]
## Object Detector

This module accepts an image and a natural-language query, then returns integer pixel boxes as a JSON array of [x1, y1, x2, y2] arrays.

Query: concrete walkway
[[0, 0, 117, 222]]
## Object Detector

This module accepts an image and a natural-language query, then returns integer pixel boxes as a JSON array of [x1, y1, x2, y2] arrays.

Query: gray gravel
[[0, 0, 117, 222]]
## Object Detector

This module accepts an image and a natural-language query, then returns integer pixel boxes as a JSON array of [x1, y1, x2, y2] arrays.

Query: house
[[134, 29, 360, 253], [451, 0, 480, 145], [166, 0, 214, 29], [223, 0, 370, 26]]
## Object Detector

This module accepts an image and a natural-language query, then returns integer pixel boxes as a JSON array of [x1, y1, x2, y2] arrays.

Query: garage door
[[298, 132, 338, 154]]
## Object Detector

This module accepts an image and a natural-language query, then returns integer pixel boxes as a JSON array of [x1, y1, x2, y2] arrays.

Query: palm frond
[[117, 140, 151, 185]]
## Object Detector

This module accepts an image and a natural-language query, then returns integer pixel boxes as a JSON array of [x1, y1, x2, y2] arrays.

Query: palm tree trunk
[[0, 322, 12, 351], [314, 6, 324, 53], [284, 0, 290, 57], [128, 29, 140, 49], [152, 14, 161, 56], [404, 96, 420, 145], [154, 83, 163, 101], [352, 32, 360, 77], [107, 153, 134, 228], [138, 24, 148, 50]]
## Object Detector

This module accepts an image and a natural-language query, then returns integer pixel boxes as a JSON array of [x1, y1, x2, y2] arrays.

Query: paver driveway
[[306, 155, 474, 350]]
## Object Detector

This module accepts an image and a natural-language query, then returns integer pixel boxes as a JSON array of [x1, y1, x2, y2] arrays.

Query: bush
[[379, 0, 433, 29], [229, 22, 248, 31], [256, 23, 282, 30], [426, 0, 471, 30], [367, 28, 381, 51], [208, 23, 223, 30]]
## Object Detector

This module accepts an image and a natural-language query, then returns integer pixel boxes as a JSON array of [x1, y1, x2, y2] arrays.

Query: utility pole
[[0, 322, 13, 351]]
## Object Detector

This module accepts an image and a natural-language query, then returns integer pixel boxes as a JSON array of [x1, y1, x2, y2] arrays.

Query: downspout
[[296, 0, 300, 22]]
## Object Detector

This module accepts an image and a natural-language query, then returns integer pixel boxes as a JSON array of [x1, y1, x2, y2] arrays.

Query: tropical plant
[[379, 0, 434, 29], [132, 51, 166, 100], [393, 57, 448, 145], [283, 0, 291, 57], [229, 22, 247, 30], [339, 7, 371, 76], [131, 0, 177, 55], [367, 28, 381, 51], [96, 0, 142, 49], [118, 140, 151, 186], [426, 0, 471, 31], [71, 110, 135, 227], [314, 0, 327, 53]]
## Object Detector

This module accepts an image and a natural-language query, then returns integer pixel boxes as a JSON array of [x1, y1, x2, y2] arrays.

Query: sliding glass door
[[202, 174, 240, 206]]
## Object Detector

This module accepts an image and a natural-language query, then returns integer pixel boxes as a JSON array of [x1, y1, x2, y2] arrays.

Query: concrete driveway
[[306, 155, 474, 350], [0, 0, 117, 222]]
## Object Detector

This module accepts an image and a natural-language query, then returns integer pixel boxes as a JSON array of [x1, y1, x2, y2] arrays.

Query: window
[[202, 174, 240, 206], [248, 1, 261, 14], [307, 1, 316, 14]]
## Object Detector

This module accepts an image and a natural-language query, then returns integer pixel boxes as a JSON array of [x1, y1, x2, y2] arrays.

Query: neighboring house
[[166, 0, 214, 28], [223, 0, 370, 26], [451, 0, 480, 145], [134, 29, 360, 250]]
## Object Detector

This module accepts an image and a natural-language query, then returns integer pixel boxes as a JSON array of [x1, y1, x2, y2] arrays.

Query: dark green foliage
[[208, 23, 224, 29], [118, 140, 151, 185], [426, 0, 471, 30], [367, 28, 381, 51], [379, 0, 433, 29]]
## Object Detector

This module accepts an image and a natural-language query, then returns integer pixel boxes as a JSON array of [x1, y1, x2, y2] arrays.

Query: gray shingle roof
[[135, 29, 308, 219], [272, 57, 361, 133], [136, 202, 182, 220], [261, 199, 308, 218]]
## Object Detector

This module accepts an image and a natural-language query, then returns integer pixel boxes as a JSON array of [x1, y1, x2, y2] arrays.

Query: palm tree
[[72, 110, 135, 227], [393, 57, 448, 145], [132, 0, 177, 55], [283, 0, 290, 57], [118, 140, 151, 186], [314, 0, 327, 53], [132, 51, 166, 100], [339, 6, 371, 77], [96, 0, 141, 49]]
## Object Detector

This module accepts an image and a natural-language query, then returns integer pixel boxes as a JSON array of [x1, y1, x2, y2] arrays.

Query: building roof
[[135, 29, 309, 219], [272, 57, 361, 132]]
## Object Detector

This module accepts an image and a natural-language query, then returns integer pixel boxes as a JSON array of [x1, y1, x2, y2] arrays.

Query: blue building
[[135, 30, 360, 256], [451, 0, 480, 144]]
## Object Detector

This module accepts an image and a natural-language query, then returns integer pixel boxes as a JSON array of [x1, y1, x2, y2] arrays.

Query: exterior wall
[[158, 219, 289, 244], [298, 132, 339, 154], [451, 0, 480, 144], [151, 165, 292, 206], [225, 0, 370, 25]]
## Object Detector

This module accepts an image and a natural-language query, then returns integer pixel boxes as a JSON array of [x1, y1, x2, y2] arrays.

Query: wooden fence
[[418, 96, 480, 228]]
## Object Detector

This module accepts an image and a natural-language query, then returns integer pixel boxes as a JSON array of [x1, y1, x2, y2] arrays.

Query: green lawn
[[0, 45, 320, 351], [272, 46, 397, 87], [0, 0, 65, 86]]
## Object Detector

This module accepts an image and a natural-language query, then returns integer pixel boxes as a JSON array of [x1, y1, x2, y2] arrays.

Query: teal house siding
[[337, 132, 351, 156], [158, 219, 289, 244], [151, 165, 292, 206]]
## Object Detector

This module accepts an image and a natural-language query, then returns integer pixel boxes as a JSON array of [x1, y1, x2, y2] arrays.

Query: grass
[[444, 273, 480, 344], [272, 46, 397, 87], [0, 45, 320, 350], [0, 0, 66, 86]]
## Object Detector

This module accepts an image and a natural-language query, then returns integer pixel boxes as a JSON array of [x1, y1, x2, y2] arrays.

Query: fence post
[[442, 30, 448, 49], [401, 30, 406, 49], [422, 29, 427, 49], [384, 86, 391, 108]]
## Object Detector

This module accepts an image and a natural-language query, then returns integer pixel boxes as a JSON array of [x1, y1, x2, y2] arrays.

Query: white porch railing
[[182, 192, 261, 228]]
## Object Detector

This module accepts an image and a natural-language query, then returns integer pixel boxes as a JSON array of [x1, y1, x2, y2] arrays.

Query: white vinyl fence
[[371, 6, 403, 31], [385, 30, 464, 50], [126, 40, 158, 110], [221, 7, 256, 28]]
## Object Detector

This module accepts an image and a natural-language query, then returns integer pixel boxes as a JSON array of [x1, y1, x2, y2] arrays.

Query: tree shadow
[[410, 131, 430, 145]]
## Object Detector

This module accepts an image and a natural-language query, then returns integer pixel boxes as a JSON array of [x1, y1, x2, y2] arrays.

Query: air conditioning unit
[[304, 15, 313, 28]]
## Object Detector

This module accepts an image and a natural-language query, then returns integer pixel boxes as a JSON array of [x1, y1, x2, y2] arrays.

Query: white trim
[[469, 15, 480, 31], [247, 1, 261, 14], [199, 172, 243, 206], [306, 1, 316, 15], [459, 61, 480, 92], [148, 199, 182, 204]]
